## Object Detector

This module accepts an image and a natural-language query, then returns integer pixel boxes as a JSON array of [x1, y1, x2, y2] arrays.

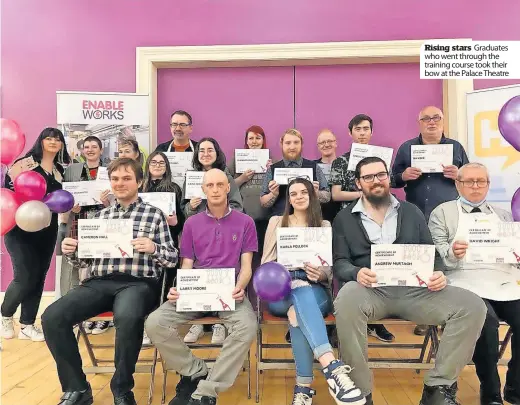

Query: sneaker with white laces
[[1, 316, 15, 339], [83, 321, 95, 334], [18, 324, 45, 342], [211, 324, 226, 344], [142, 329, 151, 346], [322, 360, 366, 404], [91, 320, 110, 335], [291, 385, 316, 405], [184, 324, 204, 343]]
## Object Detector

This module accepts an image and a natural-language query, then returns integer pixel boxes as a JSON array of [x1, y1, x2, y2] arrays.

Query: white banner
[[57, 92, 150, 165], [466, 85, 520, 212]]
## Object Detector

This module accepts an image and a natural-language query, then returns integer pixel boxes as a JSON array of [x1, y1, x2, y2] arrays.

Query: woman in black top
[[1, 128, 70, 342]]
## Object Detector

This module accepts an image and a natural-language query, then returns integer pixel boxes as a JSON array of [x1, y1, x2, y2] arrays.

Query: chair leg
[[499, 327, 513, 360], [148, 348, 158, 405], [161, 369, 168, 405], [247, 349, 251, 399], [255, 325, 261, 403], [79, 324, 98, 367]]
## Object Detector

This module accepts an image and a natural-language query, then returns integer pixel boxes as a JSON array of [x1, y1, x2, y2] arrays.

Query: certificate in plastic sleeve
[[276, 227, 332, 268], [165, 152, 194, 188], [411, 144, 453, 173], [235, 149, 270, 174], [466, 222, 520, 264], [371, 244, 435, 287], [78, 219, 133, 259], [138, 192, 176, 215], [273, 168, 314, 185], [347, 144, 394, 171], [176, 268, 236, 312], [184, 171, 206, 200]]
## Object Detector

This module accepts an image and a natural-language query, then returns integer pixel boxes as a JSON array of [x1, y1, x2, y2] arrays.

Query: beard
[[365, 186, 391, 208]]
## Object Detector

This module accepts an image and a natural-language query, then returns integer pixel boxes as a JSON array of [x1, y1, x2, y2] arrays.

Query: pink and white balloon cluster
[[0, 119, 74, 236]]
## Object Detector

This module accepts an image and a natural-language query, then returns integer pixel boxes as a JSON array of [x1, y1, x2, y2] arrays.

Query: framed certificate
[[78, 219, 133, 259], [273, 168, 314, 185], [411, 144, 453, 173], [184, 171, 206, 199], [276, 227, 332, 268], [370, 244, 435, 287], [139, 192, 176, 215], [176, 268, 236, 312], [235, 149, 269, 173]]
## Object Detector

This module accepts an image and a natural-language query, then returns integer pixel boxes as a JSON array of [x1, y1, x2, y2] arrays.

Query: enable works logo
[[82, 100, 124, 120]]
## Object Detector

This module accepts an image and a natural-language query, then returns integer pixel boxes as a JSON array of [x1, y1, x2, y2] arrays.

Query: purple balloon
[[513, 187, 520, 222], [253, 261, 291, 302], [498, 95, 520, 152], [42, 189, 75, 213]]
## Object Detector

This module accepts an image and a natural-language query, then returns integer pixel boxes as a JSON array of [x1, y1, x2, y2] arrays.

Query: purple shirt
[[180, 208, 258, 274]]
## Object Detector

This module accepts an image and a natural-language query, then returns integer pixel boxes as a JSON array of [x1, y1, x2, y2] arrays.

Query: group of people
[[0, 107, 519, 405]]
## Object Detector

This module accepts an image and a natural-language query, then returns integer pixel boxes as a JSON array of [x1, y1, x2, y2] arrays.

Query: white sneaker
[[18, 324, 45, 342], [91, 320, 110, 335], [211, 324, 226, 344], [184, 324, 204, 343], [322, 360, 365, 404], [83, 321, 95, 334], [142, 330, 151, 345], [1, 316, 15, 339]]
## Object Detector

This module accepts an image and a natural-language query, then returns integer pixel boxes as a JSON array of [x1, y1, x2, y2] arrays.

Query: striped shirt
[[67, 198, 178, 279]]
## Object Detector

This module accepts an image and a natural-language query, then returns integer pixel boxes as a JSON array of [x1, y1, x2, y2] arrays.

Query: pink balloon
[[14, 171, 47, 202], [0, 119, 26, 165], [0, 189, 20, 235]]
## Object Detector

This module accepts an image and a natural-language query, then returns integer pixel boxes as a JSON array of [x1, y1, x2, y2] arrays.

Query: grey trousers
[[334, 282, 486, 396], [145, 297, 257, 399]]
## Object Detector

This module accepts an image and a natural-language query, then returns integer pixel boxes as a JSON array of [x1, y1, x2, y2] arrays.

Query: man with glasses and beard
[[332, 157, 486, 405]]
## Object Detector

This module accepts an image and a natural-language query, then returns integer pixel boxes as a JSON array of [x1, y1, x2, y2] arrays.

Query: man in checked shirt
[[42, 158, 178, 405]]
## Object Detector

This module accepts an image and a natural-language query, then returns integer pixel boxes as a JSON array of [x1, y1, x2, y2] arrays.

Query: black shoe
[[419, 383, 460, 405], [414, 325, 429, 336], [114, 392, 137, 405], [187, 396, 217, 405], [365, 393, 373, 405], [168, 374, 208, 405], [504, 386, 520, 404], [285, 330, 291, 343], [58, 385, 93, 405], [367, 325, 395, 342], [480, 388, 503, 405]]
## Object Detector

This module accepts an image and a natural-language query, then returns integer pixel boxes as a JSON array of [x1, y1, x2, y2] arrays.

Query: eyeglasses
[[456, 179, 489, 188], [317, 140, 336, 146], [170, 122, 190, 128], [419, 115, 442, 123], [360, 171, 389, 183], [150, 161, 166, 167], [288, 175, 311, 183]]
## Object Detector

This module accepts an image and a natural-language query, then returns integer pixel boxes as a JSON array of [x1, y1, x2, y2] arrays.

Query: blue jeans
[[268, 280, 333, 384]]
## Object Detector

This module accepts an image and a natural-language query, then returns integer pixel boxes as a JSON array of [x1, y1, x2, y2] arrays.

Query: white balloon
[[15, 200, 52, 232]]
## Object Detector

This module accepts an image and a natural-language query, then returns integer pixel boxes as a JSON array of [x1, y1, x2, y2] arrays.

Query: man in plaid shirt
[[42, 158, 178, 405]]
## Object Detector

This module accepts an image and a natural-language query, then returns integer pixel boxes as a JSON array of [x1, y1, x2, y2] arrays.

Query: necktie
[[471, 207, 481, 213]]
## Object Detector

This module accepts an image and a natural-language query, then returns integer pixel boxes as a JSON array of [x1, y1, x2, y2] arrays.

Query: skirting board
[[0, 292, 55, 321]]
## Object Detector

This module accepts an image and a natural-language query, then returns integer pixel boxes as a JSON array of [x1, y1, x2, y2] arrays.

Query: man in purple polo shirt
[[145, 169, 258, 405]]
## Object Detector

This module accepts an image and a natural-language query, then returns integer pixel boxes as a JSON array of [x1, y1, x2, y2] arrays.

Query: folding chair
[[76, 270, 170, 405]]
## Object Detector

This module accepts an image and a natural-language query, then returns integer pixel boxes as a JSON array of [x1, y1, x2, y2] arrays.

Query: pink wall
[[2, 0, 520, 291]]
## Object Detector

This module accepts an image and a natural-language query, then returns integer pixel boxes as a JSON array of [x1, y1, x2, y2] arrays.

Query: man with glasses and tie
[[428, 163, 520, 405], [333, 156, 486, 405], [155, 110, 199, 153], [391, 106, 469, 335], [260, 128, 330, 218]]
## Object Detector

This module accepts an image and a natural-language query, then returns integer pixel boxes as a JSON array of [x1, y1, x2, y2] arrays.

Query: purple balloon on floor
[[253, 261, 291, 302], [42, 189, 75, 213], [512, 187, 520, 222], [498, 95, 520, 152]]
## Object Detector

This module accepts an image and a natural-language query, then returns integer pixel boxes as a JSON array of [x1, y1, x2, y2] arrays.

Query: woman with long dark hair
[[262, 177, 364, 405], [228, 125, 272, 268], [1, 128, 71, 342], [180, 137, 243, 218]]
